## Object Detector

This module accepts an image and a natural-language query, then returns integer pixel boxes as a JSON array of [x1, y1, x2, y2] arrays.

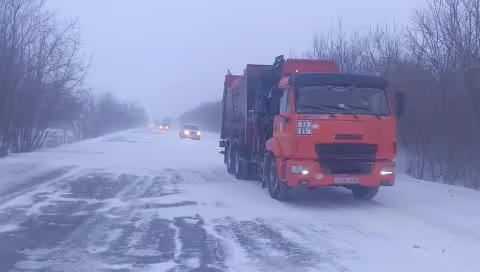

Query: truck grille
[[315, 143, 378, 175]]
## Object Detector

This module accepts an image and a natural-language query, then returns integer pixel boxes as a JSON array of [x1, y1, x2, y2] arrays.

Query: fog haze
[[48, 0, 422, 119], [2, 1, 480, 271]]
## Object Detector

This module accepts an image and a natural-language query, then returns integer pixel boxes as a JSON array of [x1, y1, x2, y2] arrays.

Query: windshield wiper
[[344, 104, 382, 119], [298, 105, 337, 118], [341, 108, 359, 119]]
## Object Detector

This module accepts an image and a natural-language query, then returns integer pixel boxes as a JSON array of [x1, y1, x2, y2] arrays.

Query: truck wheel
[[261, 154, 271, 188], [267, 158, 290, 201], [233, 146, 248, 180], [352, 186, 379, 200], [226, 145, 235, 174]]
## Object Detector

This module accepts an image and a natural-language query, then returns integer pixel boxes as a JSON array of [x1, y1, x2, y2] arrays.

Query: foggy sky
[[48, 0, 423, 120]]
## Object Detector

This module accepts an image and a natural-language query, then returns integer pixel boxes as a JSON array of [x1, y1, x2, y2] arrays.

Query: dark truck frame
[[220, 56, 287, 180]]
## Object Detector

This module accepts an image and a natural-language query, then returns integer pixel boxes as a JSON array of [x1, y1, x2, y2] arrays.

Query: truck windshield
[[295, 86, 390, 116]]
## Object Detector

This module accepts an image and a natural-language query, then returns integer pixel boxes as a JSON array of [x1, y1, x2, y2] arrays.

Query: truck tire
[[233, 146, 248, 180], [267, 157, 290, 201], [352, 186, 379, 200], [226, 144, 235, 175], [261, 154, 271, 188]]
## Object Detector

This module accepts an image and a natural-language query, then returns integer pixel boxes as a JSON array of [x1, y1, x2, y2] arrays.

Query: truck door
[[273, 89, 293, 157]]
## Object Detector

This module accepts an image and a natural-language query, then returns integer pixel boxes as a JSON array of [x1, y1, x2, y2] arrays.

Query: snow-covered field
[[0, 129, 479, 272]]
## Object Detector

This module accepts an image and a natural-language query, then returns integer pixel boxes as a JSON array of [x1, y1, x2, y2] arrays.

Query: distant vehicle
[[180, 124, 201, 140], [150, 121, 161, 130], [159, 123, 170, 131]]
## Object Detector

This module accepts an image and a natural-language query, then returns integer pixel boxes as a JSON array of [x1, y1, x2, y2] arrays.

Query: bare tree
[[0, 0, 86, 155], [306, 20, 369, 73], [306, 20, 403, 76], [77, 91, 148, 138], [404, 0, 480, 188]]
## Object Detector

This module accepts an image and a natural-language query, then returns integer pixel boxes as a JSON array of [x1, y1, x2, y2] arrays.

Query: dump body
[[221, 65, 271, 162]]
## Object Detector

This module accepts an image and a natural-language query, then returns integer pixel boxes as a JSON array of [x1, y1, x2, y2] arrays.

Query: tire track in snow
[[5, 169, 221, 271], [212, 218, 349, 272], [0, 173, 147, 272], [2, 166, 234, 272], [0, 166, 76, 206], [47, 174, 171, 270], [171, 215, 227, 272]]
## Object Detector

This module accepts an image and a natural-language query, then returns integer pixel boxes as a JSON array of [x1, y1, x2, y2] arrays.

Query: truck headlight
[[196, 131, 201, 136], [380, 167, 395, 175], [184, 130, 190, 135], [291, 166, 310, 175]]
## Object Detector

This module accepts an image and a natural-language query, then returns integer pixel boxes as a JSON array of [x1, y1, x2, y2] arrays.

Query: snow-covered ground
[[0, 129, 479, 272]]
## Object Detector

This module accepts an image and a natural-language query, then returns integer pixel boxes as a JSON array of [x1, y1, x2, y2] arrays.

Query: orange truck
[[220, 56, 405, 201]]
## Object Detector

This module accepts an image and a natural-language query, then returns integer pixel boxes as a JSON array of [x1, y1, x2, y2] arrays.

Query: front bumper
[[182, 134, 201, 140], [283, 159, 395, 187]]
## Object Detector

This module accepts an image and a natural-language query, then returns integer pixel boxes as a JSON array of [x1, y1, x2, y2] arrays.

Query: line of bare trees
[[78, 91, 148, 139], [0, 0, 148, 157], [306, 0, 480, 189], [179, 101, 222, 132]]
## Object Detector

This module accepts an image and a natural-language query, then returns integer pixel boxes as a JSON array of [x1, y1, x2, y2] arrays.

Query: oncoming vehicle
[[180, 124, 201, 140], [159, 123, 170, 131]]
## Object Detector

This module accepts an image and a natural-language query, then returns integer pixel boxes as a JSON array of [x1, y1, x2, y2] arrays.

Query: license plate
[[334, 177, 359, 184]]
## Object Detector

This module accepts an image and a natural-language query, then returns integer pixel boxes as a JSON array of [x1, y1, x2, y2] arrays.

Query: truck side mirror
[[270, 96, 281, 115], [395, 92, 406, 116], [269, 88, 284, 116]]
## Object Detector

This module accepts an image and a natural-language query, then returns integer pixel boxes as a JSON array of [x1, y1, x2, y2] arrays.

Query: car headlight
[[184, 130, 190, 135], [196, 131, 201, 136], [291, 166, 310, 175], [159, 126, 163, 129], [380, 167, 395, 175]]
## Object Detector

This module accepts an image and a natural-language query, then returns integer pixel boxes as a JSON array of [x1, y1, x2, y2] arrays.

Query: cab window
[[280, 89, 290, 113]]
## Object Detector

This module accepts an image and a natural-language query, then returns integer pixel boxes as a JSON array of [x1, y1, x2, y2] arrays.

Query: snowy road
[[0, 129, 479, 272]]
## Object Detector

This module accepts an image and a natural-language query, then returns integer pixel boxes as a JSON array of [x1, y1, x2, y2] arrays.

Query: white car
[[180, 124, 201, 140]]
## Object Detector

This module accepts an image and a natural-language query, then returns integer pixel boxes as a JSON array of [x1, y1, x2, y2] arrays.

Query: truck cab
[[267, 71, 401, 198]]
